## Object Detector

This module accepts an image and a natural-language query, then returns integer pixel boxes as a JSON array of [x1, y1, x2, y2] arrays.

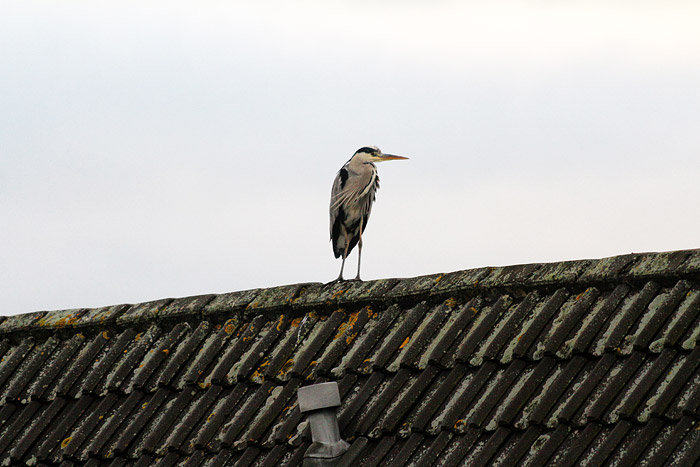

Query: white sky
[[2, 1, 700, 314]]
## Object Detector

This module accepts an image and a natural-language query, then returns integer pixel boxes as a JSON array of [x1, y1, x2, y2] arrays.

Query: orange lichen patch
[[335, 323, 349, 340], [473, 279, 480, 286], [207, 411, 217, 422], [290, 317, 302, 328], [365, 306, 377, 319], [347, 310, 360, 327], [134, 333, 142, 341], [279, 359, 294, 376], [61, 437, 72, 448], [76, 333, 85, 339], [517, 334, 524, 341], [142, 402, 149, 409], [246, 301, 260, 310], [290, 288, 304, 304], [454, 419, 466, 430], [258, 360, 270, 369], [435, 274, 444, 283], [346, 332, 358, 345], [162, 349, 169, 355], [102, 331, 110, 340], [224, 323, 236, 334], [470, 306, 479, 314], [331, 289, 346, 299], [445, 297, 457, 308], [277, 315, 285, 331], [54, 315, 77, 327], [575, 290, 587, 301], [251, 370, 265, 382], [399, 337, 410, 349]]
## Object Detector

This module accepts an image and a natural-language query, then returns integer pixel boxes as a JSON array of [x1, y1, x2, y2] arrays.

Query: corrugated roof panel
[[239, 379, 301, 449], [190, 384, 249, 451], [2, 336, 59, 403], [24, 333, 84, 401], [9, 398, 66, 464], [490, 426, 542, 467], [462, 360, 527, 430], [103, 325, 162, 394], [428, 362, 497, 435], [605, 348, 676, 423], [361, 303, 426, 374], [0, 338, 34, 396], [107, 388, 170, 457], [288, 310, 347, 380], [544, 353, 616, 427], [331, 305, 399, 378], [454, 296, 513, 363], [408, 431, 453, 466], [80, 391, 144, 459], [373, 365, 440, 436], [1, 249, 700, 465], [533, 287, 600, 359], [208, 315, 267, 385], [591, 281, 660, 355], [471, 291, 539, 366], [519, 424, 570, 467], [424, 298, 480, 369], [517, 356, 587, 428], [132, 324, 190, 391], [156, 321, 212, 389], [438, 428, 482, 466], [399, 366, 461, 435], [557, 284, 630, 359], [628, 280, 691, 351], [501, 289, 569, 363], [164, 385, 223, 454], [76, 328, 139, 398], [216, 381, 276, 448], [387, 303, 448, 372], [311, 307, 373, 377], [179, 318, 239, 388], [649, 286, 700, 352], [578, 352, 645, 424], [484, 357, 556, 431]]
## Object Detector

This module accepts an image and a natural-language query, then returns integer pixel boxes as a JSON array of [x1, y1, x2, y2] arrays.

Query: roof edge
[[2, 248, 699, 336]]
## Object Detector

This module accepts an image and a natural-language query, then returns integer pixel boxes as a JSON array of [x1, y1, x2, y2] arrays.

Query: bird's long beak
[[376, 154, 409, 161]]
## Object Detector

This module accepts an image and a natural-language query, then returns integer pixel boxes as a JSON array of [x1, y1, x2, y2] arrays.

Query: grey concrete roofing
[[1, 248, 700, 466]]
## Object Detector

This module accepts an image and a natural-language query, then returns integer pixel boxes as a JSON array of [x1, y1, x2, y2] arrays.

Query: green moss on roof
[[3, 249, 700, 335]]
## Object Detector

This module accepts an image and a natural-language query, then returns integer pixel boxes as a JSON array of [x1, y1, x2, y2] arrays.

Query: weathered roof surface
[[2, 249, 700, 466]]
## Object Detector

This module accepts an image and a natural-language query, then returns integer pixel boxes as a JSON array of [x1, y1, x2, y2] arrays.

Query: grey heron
[[330, 146, 408, 281]]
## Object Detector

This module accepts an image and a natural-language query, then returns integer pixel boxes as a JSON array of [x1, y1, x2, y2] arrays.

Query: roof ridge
[[2, 248, 699, 336]]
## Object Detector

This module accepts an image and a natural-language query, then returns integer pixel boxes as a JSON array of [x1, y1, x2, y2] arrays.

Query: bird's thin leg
[[355, 222, 363, 281], [336, 232, 350, 281], [337, 256, 346, 281]]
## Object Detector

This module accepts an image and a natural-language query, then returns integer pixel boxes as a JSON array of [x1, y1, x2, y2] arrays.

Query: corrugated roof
[[1, 249, 700, 465]]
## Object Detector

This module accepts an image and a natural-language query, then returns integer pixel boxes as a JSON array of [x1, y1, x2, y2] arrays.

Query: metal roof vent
[[298, 382, 350, 466]]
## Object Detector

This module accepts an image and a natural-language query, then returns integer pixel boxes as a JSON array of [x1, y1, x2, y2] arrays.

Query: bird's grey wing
[[329, 169, 346, 239]]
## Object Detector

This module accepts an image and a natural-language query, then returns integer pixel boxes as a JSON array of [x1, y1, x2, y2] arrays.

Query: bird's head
[[354, 146, 409, 163]]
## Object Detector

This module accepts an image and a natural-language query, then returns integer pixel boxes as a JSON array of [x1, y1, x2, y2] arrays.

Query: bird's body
[[330, 146, 408, 281]]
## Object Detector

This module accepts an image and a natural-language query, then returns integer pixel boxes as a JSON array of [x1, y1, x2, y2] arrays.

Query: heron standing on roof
[[330, 146, 408, 281]]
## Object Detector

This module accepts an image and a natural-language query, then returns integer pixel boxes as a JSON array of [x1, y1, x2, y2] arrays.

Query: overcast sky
[[2, 1, 699, 315]]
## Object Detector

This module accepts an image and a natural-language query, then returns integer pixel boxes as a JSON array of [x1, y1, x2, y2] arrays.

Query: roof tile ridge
[[2, 248, 699, 337]]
